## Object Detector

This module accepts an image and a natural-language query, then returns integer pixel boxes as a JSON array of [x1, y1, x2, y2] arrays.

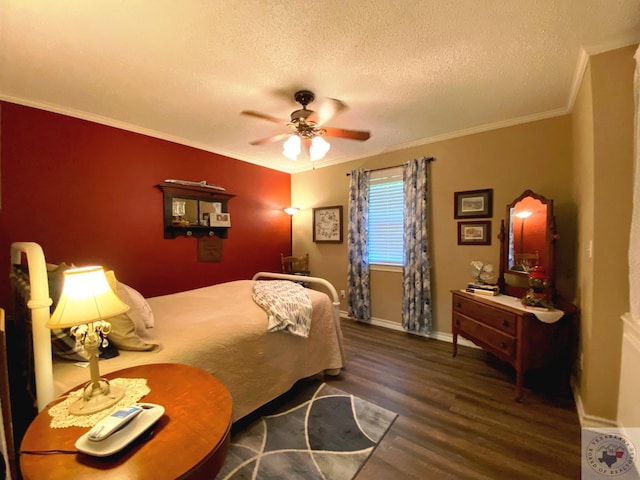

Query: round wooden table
[[20, 363, 233, 480]]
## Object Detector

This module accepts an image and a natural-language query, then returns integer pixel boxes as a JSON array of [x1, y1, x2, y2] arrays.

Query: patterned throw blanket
[[252, 280, 312, 337]]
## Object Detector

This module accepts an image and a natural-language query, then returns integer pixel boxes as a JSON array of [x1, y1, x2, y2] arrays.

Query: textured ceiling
[[1, 1, 639, 173]]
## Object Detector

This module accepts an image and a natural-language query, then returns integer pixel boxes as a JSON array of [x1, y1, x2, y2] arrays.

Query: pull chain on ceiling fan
[[241, 90, 370, 161]]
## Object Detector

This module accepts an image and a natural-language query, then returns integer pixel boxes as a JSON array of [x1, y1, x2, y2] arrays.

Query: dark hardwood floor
[[323, 319, 582, 480]]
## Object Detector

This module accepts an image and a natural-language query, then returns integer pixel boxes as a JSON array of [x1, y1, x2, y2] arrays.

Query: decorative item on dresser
[[452, 190, 577, 400]]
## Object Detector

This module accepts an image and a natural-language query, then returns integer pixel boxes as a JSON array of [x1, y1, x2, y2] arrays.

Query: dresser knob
[[455, 319, 460, 326], [501, 342, 507, 349], [502, 320, 509, 327], [456, 302, 462, 308]]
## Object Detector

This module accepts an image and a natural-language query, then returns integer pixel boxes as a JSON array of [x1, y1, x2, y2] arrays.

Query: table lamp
[[46, 266, 130, 415]]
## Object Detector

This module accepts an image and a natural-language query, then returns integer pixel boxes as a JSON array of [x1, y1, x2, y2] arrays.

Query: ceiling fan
[[241, 90, 370, 161]]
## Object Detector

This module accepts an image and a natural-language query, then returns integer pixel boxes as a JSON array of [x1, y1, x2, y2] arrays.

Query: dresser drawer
[[452, 295, 517, 336], [453, 313, 516, 359]]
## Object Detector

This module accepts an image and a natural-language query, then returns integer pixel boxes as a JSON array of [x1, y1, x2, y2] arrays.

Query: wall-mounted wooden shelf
[[156, 182, 235, 239]]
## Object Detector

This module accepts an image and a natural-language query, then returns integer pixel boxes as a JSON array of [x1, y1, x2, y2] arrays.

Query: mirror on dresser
[[498, 189, 557, 303]]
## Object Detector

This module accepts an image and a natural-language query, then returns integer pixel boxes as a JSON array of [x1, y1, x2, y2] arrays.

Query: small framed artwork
[[210, 213, 231, 227], [454, 189, 493, 219], [458, 221, 491, 245], [313, 206, 343, 243]]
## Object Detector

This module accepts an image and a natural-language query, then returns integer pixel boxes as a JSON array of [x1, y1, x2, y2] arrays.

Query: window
[[368, 167, 404, 266]]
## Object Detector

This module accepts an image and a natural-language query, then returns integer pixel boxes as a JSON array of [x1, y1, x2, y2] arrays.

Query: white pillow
[[116, 282, 155, 330]]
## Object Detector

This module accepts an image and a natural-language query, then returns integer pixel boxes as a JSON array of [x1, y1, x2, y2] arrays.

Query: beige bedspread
[[52, 280, 344, 422]]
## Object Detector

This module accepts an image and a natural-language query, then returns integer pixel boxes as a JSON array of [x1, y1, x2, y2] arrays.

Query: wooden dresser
[[451, 290, 574, 400]]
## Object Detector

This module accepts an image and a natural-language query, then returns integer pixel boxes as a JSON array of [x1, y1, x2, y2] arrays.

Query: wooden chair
[[280, 253, 310, 276], [1, 308, 18, 480]]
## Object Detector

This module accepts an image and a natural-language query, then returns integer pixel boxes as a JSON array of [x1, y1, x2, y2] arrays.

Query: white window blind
[[368, 167, 404, 265]]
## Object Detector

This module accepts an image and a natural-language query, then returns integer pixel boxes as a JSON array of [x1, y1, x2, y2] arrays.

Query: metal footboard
[[251, 271, 342, 324]]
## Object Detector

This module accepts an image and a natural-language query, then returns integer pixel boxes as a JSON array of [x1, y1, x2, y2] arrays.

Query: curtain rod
[[345, 157, 435, 176]]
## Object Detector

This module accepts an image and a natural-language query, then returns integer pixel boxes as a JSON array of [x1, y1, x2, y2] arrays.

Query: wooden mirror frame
[[498, 189, 557, 301]]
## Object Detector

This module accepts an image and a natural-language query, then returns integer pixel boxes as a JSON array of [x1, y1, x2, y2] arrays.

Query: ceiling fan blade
[[241, 110, 290, 126], [249, 133, 290, 146], [322, 127, 371, 141], [306, 98, 348, 126]]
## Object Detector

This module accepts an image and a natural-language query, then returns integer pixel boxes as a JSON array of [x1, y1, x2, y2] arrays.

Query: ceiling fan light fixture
[[282, 135, 301, 161], [310, 135, 330, 161], [243, 89, 369, 162]]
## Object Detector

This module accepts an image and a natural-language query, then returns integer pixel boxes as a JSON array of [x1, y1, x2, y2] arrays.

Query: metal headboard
[[10, 242, 54, 412]]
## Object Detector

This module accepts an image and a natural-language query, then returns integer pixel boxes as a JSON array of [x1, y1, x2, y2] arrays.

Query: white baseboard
[[338, 310, 479, 349], [570, 377, 617, 428]]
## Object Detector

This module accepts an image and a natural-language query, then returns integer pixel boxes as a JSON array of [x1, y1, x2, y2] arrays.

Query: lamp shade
[[46, 266, 130, 329], [282, 135, 301, 161], [309, 136, 330, 161]]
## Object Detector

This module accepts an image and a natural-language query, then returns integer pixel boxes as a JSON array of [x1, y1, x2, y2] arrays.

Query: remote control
[[76, 403, 165, 456], [87, 406, 143, 442]]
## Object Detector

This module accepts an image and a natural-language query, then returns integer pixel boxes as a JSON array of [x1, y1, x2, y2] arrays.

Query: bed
[[9, 242, 344, 423]]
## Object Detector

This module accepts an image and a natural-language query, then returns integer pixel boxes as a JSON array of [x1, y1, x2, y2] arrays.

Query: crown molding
[[0, 93, 284, 170], [4, 36, 637, 176]]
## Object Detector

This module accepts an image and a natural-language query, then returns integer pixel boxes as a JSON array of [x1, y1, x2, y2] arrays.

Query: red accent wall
[[0, 102, 291, 308]]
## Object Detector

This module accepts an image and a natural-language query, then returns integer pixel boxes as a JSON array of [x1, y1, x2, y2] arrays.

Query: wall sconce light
[[284, 207, 300, 216]]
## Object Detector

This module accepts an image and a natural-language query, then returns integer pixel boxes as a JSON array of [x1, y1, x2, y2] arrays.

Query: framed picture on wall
[[458, 221, 491, 245], [313, 206, 343, 243], [454, 189, 493, 219]]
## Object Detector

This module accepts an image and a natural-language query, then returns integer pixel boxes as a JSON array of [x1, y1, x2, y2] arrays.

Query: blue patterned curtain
[[347, 169, 371, 321], [402, 157, 432, 333]]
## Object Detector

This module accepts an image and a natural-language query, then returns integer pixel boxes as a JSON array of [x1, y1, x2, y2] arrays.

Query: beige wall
[[292, 115, 575, 333], [292, 45, 636, 424], [572, 45, 636, 422]]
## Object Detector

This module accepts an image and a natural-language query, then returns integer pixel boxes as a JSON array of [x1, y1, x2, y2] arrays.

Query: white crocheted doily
[[48, 378, 150, 428]]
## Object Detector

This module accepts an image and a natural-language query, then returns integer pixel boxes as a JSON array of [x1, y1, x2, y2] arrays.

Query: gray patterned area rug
[[215, 381, 398, 480]]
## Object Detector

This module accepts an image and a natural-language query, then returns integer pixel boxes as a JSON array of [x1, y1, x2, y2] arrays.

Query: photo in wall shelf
[[458, 221, 491, 245], [209, 213, 231, 227], [313, 206, 343, 243], [454, 189, 493, 219]]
